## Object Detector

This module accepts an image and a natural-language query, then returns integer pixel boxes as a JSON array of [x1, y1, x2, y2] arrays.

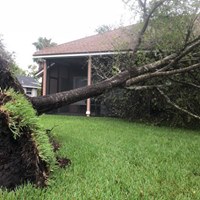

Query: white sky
[[0, 0, 134, 70]]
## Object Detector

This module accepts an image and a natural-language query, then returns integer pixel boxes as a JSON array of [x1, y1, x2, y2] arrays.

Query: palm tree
[[33, 37, 57, 51]]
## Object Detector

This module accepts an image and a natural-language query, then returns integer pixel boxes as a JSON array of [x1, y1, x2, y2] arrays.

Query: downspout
[[86, 56, 92, 116], [42, 60, 47, 96]]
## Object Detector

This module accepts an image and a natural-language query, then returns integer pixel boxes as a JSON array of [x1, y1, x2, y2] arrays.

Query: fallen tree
[[0, 0, 200, 189]]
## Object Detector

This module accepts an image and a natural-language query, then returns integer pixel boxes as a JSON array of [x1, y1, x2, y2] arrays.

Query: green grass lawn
[[1, 115, 200, 200]]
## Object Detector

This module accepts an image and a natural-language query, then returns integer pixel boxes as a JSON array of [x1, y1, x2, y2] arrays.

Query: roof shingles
[[17, 76, 40, 88], [33, 25, 137, 57]]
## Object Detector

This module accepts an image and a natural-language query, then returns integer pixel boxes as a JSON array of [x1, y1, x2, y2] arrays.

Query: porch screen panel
[[73, 76, 87, 105], [73, 76, 87, 89], [49, 78, 58, 94]]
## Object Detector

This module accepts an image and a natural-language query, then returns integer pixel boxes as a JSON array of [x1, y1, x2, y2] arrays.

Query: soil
[[56, 157, 71, 168], [48, 133, 71, 168]]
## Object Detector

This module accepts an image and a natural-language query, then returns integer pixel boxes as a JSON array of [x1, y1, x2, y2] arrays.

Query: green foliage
[[100, 88, 152, 120], [10, 63, 26, 76], [1, 89, 56, 167], [33, 37, 57, 64], [144, 15, 198, 52], [0, 36, 13, 63], [92, 51, 200, 127], [142, 0, 200, 51], [33, 37, 57, 51], [100, 81, 200, 128], [95, 24, 114, 34], [123, 0, 200, 52], [26, 64, 39, 78], [1, 115, 200, 199], [92, 0, 200, 127], [0, 36, 26, 76]]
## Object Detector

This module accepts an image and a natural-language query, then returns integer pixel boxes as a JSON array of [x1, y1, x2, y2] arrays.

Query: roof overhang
[[22, 85, 41, 89], [34, 50, 133, 77], [33, 51, 130, 59]]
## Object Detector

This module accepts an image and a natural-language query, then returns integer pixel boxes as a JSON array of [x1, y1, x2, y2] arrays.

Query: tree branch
[[127, 0, 167, 72], [136, 37, 200, 75], [138, 0, 148, 21], [126, 84, 165, 90], [157, 88, 200, 120], [169, 78, 200, 90], [132, 0, 167, 53], [157, 37, 200, 72], [183, 14, 199, 47], [126, 63, 200, 86]]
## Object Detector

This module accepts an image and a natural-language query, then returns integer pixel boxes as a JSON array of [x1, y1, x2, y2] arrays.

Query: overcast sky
[[0, 0, 134, 70]]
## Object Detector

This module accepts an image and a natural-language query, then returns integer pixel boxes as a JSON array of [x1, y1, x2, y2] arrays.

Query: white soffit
[[33, 51, 129, 59]]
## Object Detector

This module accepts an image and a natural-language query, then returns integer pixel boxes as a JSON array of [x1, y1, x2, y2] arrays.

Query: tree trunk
[[31, 70, 131, 114]]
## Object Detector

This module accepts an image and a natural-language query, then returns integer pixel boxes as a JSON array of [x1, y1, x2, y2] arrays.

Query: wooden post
[[42, 60, 47, 96], [86, 56, 92, 116]]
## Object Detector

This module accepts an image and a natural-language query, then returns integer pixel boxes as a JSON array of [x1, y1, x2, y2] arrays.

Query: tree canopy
[[0, 36, 26, 76], [95, 25, 114, 34], [33, 37, 57, 51]]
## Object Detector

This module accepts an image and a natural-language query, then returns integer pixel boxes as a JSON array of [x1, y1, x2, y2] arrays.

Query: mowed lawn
[[1, 115, 200, 200]]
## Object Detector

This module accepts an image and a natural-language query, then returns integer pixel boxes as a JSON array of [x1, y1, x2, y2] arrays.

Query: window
[[26, 88, 32, 96]]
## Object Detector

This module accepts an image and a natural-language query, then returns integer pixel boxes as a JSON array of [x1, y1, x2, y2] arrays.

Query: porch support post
[[42, 60, 47, 96], [86, 56, 92, 116]]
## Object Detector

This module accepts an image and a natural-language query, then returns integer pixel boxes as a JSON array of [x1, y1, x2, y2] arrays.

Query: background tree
[[10, 62, 26, 76], [95, 24, 114, 34], [0, 36, 26, 76], [33, 37, 57, 70], [32, 37, 57, 51], [26, 64, 39, 77]]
